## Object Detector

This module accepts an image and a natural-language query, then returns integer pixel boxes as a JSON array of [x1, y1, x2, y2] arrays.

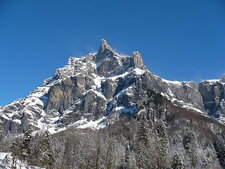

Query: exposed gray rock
[[46, 75, 95, 113], [199, 81, 225, 117], [130, 51, 145, 69], [97, 39, 113, 54], [101, 79, 116, 99], [96, 56, 121, 76]]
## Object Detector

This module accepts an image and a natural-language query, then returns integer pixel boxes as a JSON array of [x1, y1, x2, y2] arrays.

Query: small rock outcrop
[[130, 51, 145, 69]]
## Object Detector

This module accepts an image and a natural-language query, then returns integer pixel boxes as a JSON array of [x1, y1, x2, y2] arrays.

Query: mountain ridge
[[0, 39, 224, 134]]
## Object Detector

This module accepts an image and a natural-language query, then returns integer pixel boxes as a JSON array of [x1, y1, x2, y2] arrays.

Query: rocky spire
[[97, 39, 113, 54], [130, 51, 144, 69]]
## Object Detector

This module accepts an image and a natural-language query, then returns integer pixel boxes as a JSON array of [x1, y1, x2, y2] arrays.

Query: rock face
[[199, 80, 225, 119], [130, 51, 145, 69], [97, 39, 113, 55]]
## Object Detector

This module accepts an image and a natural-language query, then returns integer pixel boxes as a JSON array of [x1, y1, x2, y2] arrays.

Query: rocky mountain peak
[[131, 51, 145, 69], [97, 39, 113, 55], [95, 39, 115, 63]]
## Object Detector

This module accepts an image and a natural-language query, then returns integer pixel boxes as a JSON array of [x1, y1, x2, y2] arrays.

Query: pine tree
[[21, 127, 33, 161], [171, 153, 184, 169], [39, 131, 55, 169], [11, 137, 22, 168], [105, 140, 114, 169], [155, 120, 169, 169], [137, 118, 149, 147], [136, 113, 154, 169], [213, 142, 225, 168]]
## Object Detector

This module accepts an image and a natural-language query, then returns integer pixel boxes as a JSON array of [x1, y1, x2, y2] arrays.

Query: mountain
[[0, 40, 225, 169], [0, 39, 224, 134]]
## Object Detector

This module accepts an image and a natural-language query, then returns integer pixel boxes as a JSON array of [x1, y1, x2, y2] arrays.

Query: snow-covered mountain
[[0, 39, 225, 134], [1, 40, 225, 169]]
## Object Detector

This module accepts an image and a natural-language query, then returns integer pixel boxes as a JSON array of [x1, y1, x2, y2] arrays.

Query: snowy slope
[[0, 152, 44, 169]]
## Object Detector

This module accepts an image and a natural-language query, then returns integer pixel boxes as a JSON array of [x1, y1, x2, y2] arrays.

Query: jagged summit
[[95, 39, 115, 62], [131, 51, 144, 69], [97, 39, 113, 54]]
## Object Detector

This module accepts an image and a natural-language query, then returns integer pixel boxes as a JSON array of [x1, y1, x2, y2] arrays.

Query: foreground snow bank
[[0, 152, 44, 169]]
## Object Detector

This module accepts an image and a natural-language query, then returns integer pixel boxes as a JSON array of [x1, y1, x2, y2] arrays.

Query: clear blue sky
[[0, 0, 225, 106]]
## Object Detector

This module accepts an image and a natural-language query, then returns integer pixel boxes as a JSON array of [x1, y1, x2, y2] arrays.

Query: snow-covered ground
[[0, 152, 44, 169]]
